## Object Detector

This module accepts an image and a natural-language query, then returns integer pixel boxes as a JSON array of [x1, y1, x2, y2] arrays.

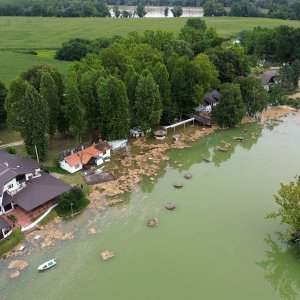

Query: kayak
[[37, 259, 56, 271]]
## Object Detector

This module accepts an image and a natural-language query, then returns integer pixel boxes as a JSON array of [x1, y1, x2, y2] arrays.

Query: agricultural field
[[0, 16, 300, 85]]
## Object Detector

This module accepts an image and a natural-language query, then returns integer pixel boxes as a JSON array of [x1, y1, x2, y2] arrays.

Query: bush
[[8, 214, 17, 221], [5, 147, 16, 154]]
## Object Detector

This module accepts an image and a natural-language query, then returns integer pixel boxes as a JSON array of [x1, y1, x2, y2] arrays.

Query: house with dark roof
[[0, 151, 70, 238], [259, 70, 279, 91], [59, 141, 111, 173], [194, 90, 220, 114]]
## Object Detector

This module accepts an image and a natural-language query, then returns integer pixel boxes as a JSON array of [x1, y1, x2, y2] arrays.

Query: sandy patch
[[8, 259, 28, 270]]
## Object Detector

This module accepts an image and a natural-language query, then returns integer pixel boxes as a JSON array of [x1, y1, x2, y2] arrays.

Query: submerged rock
[[100, 250, 114, 261], [8, 260, 28, 271], [147, 218, 159, 227], [9, 270, 20, 278], [184, 173, 192, 179], [165, 202, 176, 210], [173, 183, 183, 188]]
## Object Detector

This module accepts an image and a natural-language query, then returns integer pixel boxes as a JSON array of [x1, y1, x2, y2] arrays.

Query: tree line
[[1, 20, 299, 161]]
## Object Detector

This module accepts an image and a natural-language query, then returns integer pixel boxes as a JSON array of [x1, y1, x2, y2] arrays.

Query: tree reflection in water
[[257, 232, 300, 300]]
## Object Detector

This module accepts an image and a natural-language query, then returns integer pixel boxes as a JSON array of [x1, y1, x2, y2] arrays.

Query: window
[[7, 184, 14, 189], [75, 164, 80, 169]]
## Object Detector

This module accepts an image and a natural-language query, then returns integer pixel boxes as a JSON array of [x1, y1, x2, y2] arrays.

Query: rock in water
[[173, 183, 183, 188], [184, 173, 192, 179], [147, 218, 159, 227], [165, 202, 176, 210], [100, 250, 114, 261]]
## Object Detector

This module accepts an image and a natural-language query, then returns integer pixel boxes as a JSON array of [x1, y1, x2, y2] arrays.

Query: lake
[[1, 115, 300, 300]]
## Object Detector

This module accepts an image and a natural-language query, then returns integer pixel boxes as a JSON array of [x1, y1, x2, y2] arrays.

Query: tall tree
[[64, 72, 83, 142], [170, 56, 197, 116], [5, 77, 29, 131], [164, 7, 169, 17], [171, 6, 183, 17], [150, 62, 175, 123], [113, 5, 120, 18], [20, 85, 49, 161], [291, 59, 300, 88], [212, 83, 246, 127], [79, 69, 103, 136], [0, 81, 7, 126], [40, 72, 59, 136], [235, 76, 268, 116], [134, 72, 162, 130], [97, 75, 129, 140]]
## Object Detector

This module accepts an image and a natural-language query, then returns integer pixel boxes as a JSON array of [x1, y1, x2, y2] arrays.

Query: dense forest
[[0, 0, 299, 20], [1, 19, 299, 161]]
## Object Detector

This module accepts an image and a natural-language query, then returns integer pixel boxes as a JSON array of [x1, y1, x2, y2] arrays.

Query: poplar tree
[[64, 72, 83, 142], [79, 69, 103, 135], [150, 62, 175, 123], [40, 72, 59, 136], [212, 83, 246, 127], [5, 77, 29, 131], [97, 75, 129, 140], [21, 85, 49, 161], [0, 81, 7, 125], [134, 72, 162, 130]]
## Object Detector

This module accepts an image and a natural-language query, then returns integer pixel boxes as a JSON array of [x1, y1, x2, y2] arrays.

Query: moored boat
[[37, 259, 56, 271]]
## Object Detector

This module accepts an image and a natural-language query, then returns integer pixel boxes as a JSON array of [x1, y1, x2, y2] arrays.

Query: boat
[[37, 259, 56, 271]]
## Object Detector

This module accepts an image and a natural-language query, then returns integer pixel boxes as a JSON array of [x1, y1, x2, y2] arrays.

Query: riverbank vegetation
[[267, 175, 300, 241], [55, 187, 90, 217], [0, 228, 25, 258]]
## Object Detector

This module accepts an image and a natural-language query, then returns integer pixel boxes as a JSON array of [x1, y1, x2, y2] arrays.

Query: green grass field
[[0, 16, 299, 85]]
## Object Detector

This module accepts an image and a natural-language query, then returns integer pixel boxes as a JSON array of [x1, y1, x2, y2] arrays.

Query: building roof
[[0, 151, 39, 191], [204, 90, 220, 104], [10, 172, 71, 211], [260, 70, 278, 86], [0, 216, 11, 230], [64, 141, 111, 167]]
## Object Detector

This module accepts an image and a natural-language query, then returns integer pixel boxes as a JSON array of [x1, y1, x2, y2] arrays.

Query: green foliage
[[5, 77, 29, 131], [21, 85, 49, 161], [234, 76, 268, 116], [56, 186, 90, 217], [55, 38, 99, 61], [268, 84, 288, 106], [136, 4, 147, 18], [0, 228, 25, 258], [212, 83, 246, 127], [5, 147, 16, 154], [113, 5, 121, 18], [64, 71, 83, 142], [8, 214, 17, 221], [134, 72, 162, 130], [164, 7, 169, 17], [0, 81, 7, 125], [266, 175, 300, 234], [40, 72, 59, 136], [204, 1, 226, 17], [171, 6, 183, 17], [97, 75, 129, 140]]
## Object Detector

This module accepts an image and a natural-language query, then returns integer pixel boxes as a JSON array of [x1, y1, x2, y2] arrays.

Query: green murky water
[[1, 115, 300, 300]]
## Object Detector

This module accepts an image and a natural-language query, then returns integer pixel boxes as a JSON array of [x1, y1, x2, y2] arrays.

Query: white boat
[[37, 259, 56, 271]]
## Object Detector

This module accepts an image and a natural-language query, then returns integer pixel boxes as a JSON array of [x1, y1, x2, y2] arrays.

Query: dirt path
[[0, 140, 24, 149]]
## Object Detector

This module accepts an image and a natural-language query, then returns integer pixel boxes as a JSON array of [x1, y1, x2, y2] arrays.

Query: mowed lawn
[[0, 51, 71, 85], [0, 16, 300, 85], [1, 16, 300, 50]]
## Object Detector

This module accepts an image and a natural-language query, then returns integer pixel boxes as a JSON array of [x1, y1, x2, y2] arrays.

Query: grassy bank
[[0, 228, 25, 258], [0, 17, 300, 50], [0, 51, 71, 86], [55, 197, 90, 218]]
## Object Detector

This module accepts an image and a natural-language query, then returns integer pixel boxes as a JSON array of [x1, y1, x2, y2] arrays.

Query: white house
[[59, 141, 111, 174]]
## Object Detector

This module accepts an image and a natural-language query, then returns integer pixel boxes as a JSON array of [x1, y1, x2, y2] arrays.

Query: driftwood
[[147, 218, 159, 227], [165, 202, 176, 210], [233, 136, 245, 141], [184, 173, 193, 179], [173, 183, 183, 188]]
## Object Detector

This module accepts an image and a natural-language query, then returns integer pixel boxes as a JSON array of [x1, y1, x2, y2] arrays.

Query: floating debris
[[233, 136, 244, 141], [203, 158, 211, 163], [100, 250, 115, 261], [147, 218, 159, 227], [165, 202, 176, 210], [173, 134, 181, 141], [173, 183, 183, 188], [184, 173, 193, 179]]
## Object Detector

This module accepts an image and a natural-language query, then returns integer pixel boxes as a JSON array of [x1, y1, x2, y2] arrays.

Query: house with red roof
[[59, 141, 111, 173]]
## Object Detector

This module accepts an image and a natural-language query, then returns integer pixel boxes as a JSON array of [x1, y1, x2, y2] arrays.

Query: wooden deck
[[187, 113, 212, 126]]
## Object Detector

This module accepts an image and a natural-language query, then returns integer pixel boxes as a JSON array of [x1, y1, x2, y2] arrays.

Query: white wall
[[60, 160, 83, 173]]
